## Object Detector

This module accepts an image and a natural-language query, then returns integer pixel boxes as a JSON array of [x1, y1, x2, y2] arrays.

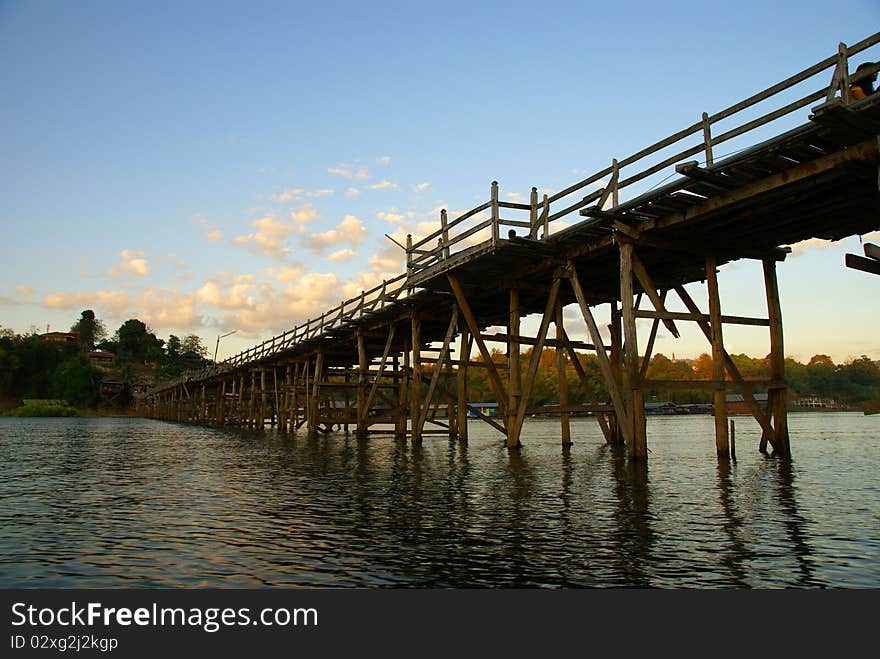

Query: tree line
[[458, 349, 880, 407], [0, 310, 209, 409]]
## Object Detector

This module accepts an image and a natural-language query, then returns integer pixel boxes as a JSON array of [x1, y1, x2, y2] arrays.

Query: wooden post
[[542, 194, 549, 239], [611, 159, 619, 207], [457, 324, 469, 443], [729, 419, 736, 461], [260, 369, 267, 429], [217, 380, 226, 426], [406, 234, 413, 279], [411, 316, 422, 444], [490, 181, 500, 246], [763, 258, 790, 456], [706, 255, 729, 458], [396, 340, 409, 439], [357, 329, 368, 438], [445, 343, 456, 439], [440, 209, 450, 260], [309, 352, 323, 433], [620, 242, 647, 459], [508, 287, 521, 445], [556, 301, 571, 446], [609, 301, 623, 444], [702, 112, 714, 167], [529, 187, 538, 238]]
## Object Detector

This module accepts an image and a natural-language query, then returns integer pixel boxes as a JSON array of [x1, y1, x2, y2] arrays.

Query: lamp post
[[214, 330, 236, 363]]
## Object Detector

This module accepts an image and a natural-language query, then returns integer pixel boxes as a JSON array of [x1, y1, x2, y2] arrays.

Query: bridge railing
[[404, 32, 880, 275], [147, 272, 410, 393]]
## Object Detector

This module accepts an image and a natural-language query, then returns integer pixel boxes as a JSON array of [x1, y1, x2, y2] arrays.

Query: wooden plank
[[527, 404, 615, 414], [674, 285, 774, 437], [631, 252, 680, 337], [480, 332, 605, 351], [415, 308, 458, 437], [555, 301, 571, 445], [567, 263, 633, 448], [633, 310, 771, 326], [363, 324, 396, 427], [511, 277, 561, 447], [846, 253, 880, 275], [559, 329, 613, 442], [648, 138, 878, 232], [447, 274, 509, 420]]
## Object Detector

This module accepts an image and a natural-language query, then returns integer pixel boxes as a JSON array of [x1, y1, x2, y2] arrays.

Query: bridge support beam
[[555, 300, 571, 447], [762, 258, 790, 456], [706, 255, 730, 458]]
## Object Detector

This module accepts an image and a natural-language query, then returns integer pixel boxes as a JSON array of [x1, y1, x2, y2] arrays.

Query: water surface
[[1, 412, 877, 587]]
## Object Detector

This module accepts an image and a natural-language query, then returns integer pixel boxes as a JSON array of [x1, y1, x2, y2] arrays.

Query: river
[[0, 412, 877, 588]]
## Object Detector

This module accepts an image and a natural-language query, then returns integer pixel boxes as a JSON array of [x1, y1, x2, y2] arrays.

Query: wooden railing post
[[529, 187, 538, 238], [440, 209, 450, 259], [406, 234, 413, 279], [701, 112, 714, 166], [490, 181, 500, 246], [611, 159, 619, 208], [826, 42, 850, 102], [541, 194, 549, 239]]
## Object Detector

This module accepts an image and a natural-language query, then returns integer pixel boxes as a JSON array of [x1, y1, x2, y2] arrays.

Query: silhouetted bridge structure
[[140, 35, 880, 461]]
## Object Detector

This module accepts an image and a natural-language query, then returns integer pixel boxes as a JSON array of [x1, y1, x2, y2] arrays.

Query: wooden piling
[[706, 255, 730, 458], [555, 301, 571, 446], [763, 258, 790, 456]]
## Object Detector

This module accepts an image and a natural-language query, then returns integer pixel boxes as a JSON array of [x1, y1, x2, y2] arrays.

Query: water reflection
[[0, 415, 876, 588]]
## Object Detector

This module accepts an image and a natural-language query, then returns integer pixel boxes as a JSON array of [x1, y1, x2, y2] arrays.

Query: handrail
[[402, 32, 880, 267]]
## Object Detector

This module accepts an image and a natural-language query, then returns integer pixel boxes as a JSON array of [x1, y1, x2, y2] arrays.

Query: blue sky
[[2, 1, 879, 362]]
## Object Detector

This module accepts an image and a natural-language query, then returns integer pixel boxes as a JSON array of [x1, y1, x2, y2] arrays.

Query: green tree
[[166, 335, 182, 360], [182, 334, 208, 359], [70, 309, 106, 351], [115, 319, 163, 363], [50, 355, 99, 408]]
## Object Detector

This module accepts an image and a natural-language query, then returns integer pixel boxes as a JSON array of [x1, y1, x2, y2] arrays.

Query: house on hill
[[42, 331, 78, 345]]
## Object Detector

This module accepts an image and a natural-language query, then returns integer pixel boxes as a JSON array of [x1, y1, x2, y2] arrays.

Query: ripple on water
[[0, 413, 878, 587]]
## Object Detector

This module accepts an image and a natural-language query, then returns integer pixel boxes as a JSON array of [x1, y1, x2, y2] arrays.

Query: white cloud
[[376, 156, 392, 165], [505, 192, 526, 204], [411, 182, 430, 193], [377, 210, 405, 224], [43, 290, 130, 313], [233, 205, 319, 259], [307, 188, 334, 198], [234, 216, 296, 260], [15, 285, 32, 299], [328, 249, 358, 262], [369, 180, 399, 191], [271, 188, 304, 202], [110, 249, 150, 278], [205, 230, 224, 243], [327, 164, 369, 181], [303, 215, 367, 252], [345, 187, 361, 198]]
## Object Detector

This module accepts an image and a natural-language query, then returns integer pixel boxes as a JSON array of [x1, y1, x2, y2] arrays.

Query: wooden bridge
[[139, 34, 880, 461]]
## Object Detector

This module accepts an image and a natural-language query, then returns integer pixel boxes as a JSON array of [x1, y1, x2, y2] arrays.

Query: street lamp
[[214, 330, 236, 363]]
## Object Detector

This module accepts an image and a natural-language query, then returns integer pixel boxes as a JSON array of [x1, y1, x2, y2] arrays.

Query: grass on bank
[[2, 402, 80, 417]]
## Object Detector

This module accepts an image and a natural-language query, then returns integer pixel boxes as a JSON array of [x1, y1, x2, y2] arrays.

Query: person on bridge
[[849, 62, 877, 101]]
